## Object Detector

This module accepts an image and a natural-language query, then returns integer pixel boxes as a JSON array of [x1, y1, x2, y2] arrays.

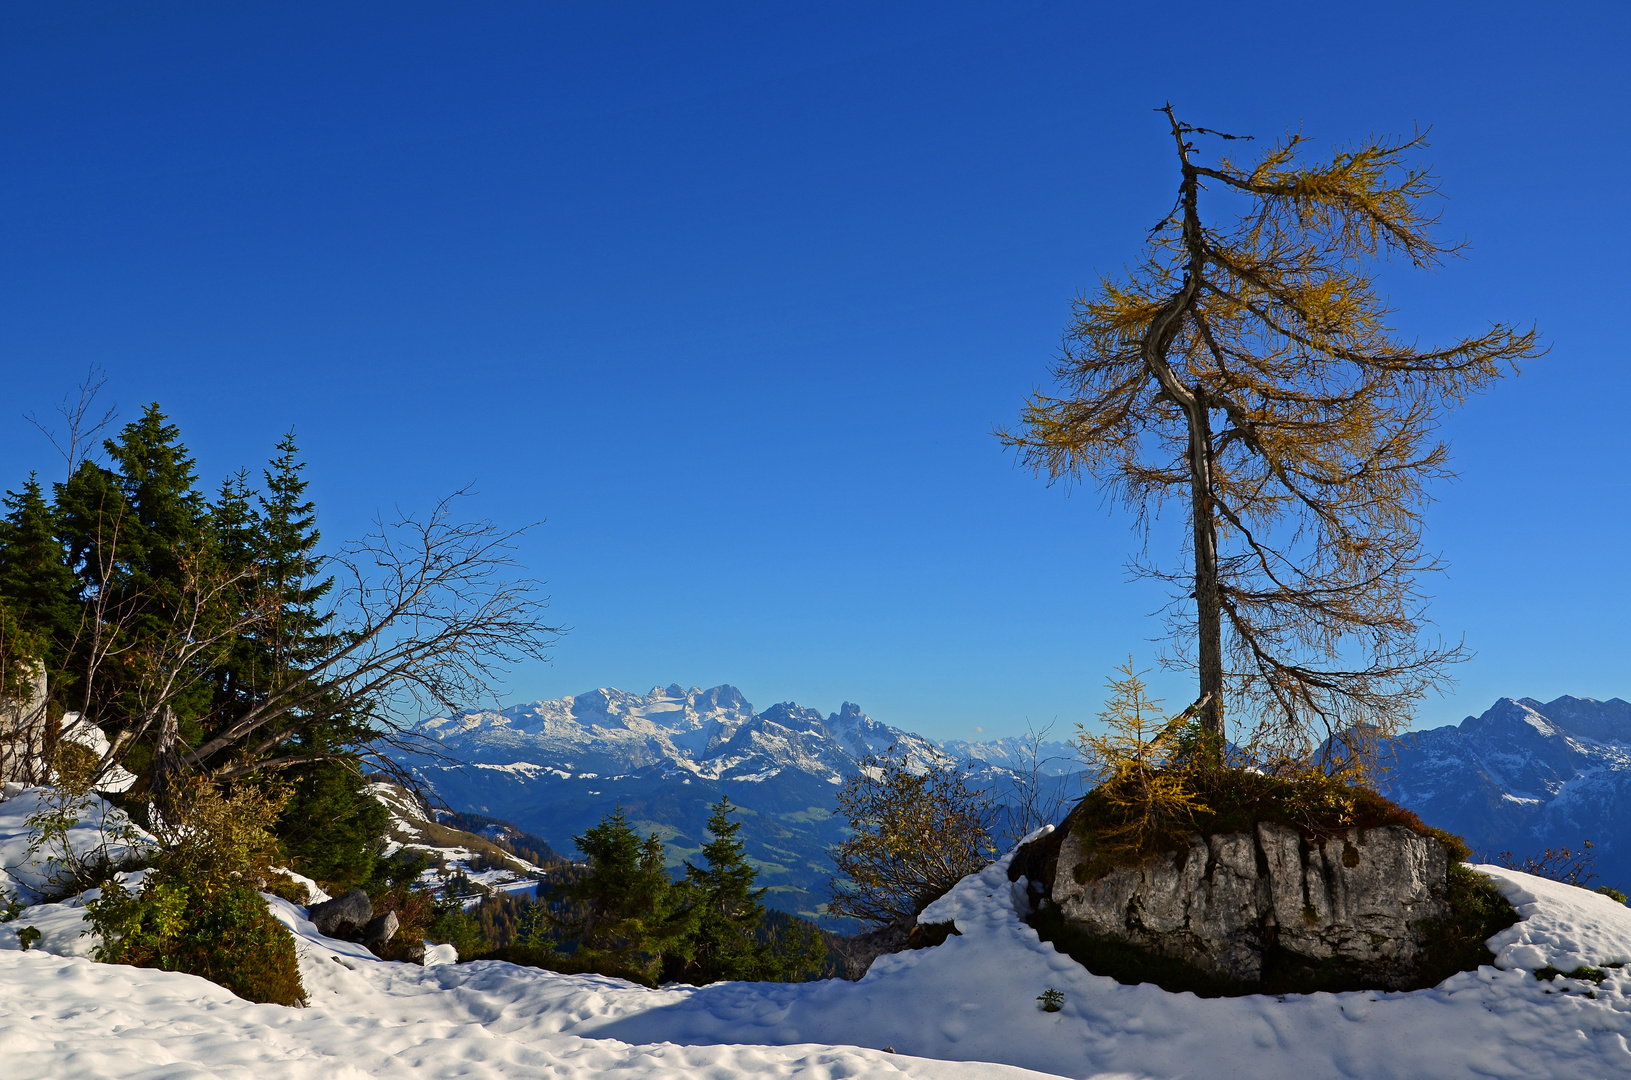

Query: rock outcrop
[[309, 889, 374, 939], [363, 910, 400, 950], [0, 662, 49, 785], [1048, 823, 1449, 988]]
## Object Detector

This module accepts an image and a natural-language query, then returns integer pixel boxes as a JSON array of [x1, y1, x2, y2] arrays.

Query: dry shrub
[[827, 745, 997, 927], [87, 779, 306, 1006]]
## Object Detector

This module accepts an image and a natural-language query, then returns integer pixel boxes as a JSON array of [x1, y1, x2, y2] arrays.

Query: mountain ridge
[[395, 685, 1631, 920], [395, 683, 1083, 922]]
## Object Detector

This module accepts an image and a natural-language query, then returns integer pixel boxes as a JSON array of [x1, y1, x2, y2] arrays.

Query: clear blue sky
[[3, 2, 1626, 740]]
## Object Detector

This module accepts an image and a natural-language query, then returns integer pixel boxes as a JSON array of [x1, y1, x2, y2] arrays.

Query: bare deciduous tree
[[995, 720, 1082, 851], [25, 365, 119, 476], [60, 492, 560, 804], [1001, 107, 1543, 765], [173, 494, 562, 788]]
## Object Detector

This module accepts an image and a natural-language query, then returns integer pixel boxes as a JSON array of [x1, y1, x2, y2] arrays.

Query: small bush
[[92, 877, 305, 1005], [827, 746, 997, 927], [84, 780, 307, 1006], [1535, 965, 1607, 983], [1037, 988, 1065, 1012], [1412, 863, 1518, 987], [1495, 842, 1600, 888], [365, 883, 491, 962]]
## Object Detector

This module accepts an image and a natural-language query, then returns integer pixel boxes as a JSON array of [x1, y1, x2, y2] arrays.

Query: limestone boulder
[[1049, 822, 1449, 988]]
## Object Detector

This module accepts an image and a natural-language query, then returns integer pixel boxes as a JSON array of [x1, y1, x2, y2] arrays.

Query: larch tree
[[1001, 107, 1542, 765]]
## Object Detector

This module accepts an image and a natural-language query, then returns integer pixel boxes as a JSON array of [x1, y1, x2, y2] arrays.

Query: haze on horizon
[[3, 2, 1626, 741]]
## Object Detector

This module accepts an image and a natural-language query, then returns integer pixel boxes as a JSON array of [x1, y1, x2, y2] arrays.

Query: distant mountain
[[398, 683, 1631, 922], [393, 684, 1084, 924], [1382, 695, 1631, 889]]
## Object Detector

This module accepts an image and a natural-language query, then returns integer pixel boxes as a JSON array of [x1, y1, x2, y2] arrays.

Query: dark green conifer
[[553, 806, 694, 984], [98, 404, 210, 611], [197, 431, 384, 889], [0, 476, 80, 673], [666, 796, 826, 985], [257, 430, 332, 671], [51, 405, 220, 778], [209, 469, 263, 718]]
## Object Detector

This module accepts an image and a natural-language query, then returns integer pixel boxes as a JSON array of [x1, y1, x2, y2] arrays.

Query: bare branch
[[25, 365, 118, 475]]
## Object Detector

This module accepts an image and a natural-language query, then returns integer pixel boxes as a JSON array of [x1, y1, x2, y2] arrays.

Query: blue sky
[[3, 2, 1627, 740]]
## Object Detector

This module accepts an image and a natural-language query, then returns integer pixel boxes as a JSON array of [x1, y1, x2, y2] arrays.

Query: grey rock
[[363, 910, 400, 949], [828, 916, 916, 980], [0, 662, 49, 784], [1051, 823, 1449, 987], [309, 889, 373, 939]]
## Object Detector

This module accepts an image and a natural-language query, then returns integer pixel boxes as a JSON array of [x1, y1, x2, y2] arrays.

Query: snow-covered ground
[[5, 796, 1631, 1079], [0, 782, 151, 902]]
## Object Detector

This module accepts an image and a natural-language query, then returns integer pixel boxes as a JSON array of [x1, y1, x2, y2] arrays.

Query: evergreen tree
[[257, 430, 332, 672], [253, 432, 383, 888], [273, 758, 387, 889], [51, 405, 223, 780], [665, 795, 823, 984], [0, 476, 80, 674], [552, 806, 694, 985], [97, 404, 211, 615], [191, 431, 384, 889], [209, 470, 262, 719]]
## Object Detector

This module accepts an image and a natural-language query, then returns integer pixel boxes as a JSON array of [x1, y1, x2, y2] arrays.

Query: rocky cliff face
[[1047, 823, 1449, 988]]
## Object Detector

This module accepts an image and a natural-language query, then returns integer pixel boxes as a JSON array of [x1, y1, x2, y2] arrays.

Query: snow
[[59, 712, 140, 793], [5, 805, 1631, 1079], [0, 783, 152, 902]]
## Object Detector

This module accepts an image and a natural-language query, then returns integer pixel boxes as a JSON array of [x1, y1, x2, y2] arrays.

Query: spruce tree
[[255, 432, 383, 888], [553, 806, 694, 985], [257, 430, 332, 672], [0, 476, 80, 673], [52, 405, 222, 780], [672, 796, 774, 983], [209, 470, 262, 719], [668, 796, 826, 984], [98, 404, 211, 615]]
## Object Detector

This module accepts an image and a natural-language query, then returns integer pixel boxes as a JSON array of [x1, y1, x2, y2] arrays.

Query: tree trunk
[[148, 705, 184, 811], [1185, 396, 1224, 740], [1137, 282, 1224, 743]]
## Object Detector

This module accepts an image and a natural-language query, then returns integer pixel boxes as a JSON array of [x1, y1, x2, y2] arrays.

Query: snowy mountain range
[[395, 684, 1082, 922], [1384, 695, 1631, 889], [396, 684, 1631, 921]]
